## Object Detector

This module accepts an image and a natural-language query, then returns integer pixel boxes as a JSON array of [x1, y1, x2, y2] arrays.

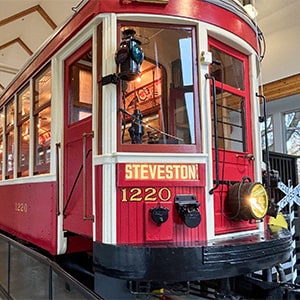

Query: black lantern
[[115, 29, 144, 81]]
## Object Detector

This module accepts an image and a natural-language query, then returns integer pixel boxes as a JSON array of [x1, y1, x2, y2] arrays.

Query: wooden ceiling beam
[[0, 5, 57, 30], [0, 38, 33, 56], [262, 73, 300, 101]]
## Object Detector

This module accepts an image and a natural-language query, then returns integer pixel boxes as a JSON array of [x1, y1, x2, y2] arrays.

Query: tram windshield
[[119, 24, 197, 146]]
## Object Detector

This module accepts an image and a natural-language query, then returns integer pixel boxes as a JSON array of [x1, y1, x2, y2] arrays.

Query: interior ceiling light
[[226, 179, 268, 221], [243, 4, 258, 19]]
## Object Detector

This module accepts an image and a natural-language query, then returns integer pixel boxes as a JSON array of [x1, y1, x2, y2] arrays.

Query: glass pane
[[0, 110, 3, 180], [69, 50, 92, 124], [17, 86, 31, 177], [285, 111, 300, 156], [35, 106, 51, 174], [213, 89, 246, 151], [34, 65, 52, 109], [119, 25, 196, 145], [33, 66, 52, 175], [6, 100, 14, 128], [18, 120, 30, 177], [260, 115, 273, 151], [285, 111, 300, 183], [6, 130, 14, 179], [210, 46, 244, 90], [17, 85, 30, 121]]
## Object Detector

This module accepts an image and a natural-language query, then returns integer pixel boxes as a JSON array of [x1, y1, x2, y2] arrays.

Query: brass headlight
[[226, 180, 268, 221]]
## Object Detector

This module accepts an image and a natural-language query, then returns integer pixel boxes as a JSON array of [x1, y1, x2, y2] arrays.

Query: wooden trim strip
[[262, 73, 300, 101], [0, 38, 33, 56], [0, 4, 57, 30]]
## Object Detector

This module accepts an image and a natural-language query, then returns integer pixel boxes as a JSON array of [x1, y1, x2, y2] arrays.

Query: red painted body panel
[[98, 0, 258, 51], [63, 41, 93, 237], [0, 181, 57, 254], [116, 185, 207, 244], [116, 163, 207, 244], [208, 37, 256, 235]]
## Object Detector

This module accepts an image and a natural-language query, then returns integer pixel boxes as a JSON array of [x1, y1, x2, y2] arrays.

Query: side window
[[0, 109, 3, 180], [260, 115, 273, 151], [118, 24, 199, 148], [284, 111, 300, 183], [5, 100, 15, 179], [17, 85, 30, 177], [67, 43, 92, 124], [33, 64, 52, 174]]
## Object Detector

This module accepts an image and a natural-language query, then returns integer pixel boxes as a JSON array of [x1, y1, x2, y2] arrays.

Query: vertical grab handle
[[82, 131, 94, 221], [56, 143, 61, 216], [205, 73, 220, 194]]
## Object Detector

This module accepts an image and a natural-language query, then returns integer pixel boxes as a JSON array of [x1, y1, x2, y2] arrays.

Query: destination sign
[[124, 163, 199, 181]]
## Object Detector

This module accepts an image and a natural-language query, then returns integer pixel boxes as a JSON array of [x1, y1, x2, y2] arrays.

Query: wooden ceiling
[[263, 73, 300, 102], [0, 0, 79, 92], [0, 0, 299, 103]]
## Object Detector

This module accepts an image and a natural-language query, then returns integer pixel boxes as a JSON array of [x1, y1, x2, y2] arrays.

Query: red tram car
[[0, 0, 292, 298]]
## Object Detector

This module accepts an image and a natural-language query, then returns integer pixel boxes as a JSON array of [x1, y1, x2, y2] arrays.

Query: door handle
[[82, 131, 94, 221]]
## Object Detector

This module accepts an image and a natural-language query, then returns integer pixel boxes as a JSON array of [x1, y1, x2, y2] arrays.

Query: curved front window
[[118, 23, 200, 151]]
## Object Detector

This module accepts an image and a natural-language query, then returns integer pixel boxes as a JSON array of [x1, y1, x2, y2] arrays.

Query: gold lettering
[[125, 164, 133, 179], [130, 187, 143, 201], [124, 163, 200, 181], [189, 164, 198, 180], [173, 165, 181, 179], [120, 187, 172, 202], [140, 164, 148, 179], [15, 202, 28, 213], [157, 165, 164, 179], [132, 164, 141, 179], [158, 187, 171, 201], [144, 187, 156, 201], [165, 165, 173, 179], [148, 164, 157, 179], [121, 188, 128, 202]]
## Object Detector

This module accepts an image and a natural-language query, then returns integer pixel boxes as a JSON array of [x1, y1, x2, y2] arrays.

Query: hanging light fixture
[[243, 0, 258, 19]]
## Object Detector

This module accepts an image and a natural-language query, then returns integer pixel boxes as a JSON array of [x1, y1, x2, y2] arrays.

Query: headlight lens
[[226, 181, 268, 221], [248, 183, 268, 219]]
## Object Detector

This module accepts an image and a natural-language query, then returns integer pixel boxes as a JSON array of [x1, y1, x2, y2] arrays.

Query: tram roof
[[0, 0, 298, 95]]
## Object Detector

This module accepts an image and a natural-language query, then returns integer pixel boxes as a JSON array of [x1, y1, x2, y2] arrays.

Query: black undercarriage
[[93, 225, 292, 282]]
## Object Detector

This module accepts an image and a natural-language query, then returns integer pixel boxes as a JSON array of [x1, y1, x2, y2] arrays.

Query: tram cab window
[[0, 109, 3, 180], [119, 24, 197, 147], [5, 100, 15, 179], [68, 50, 92, 124], [33, 65, 52, 174], [17, 85, 30, 177]]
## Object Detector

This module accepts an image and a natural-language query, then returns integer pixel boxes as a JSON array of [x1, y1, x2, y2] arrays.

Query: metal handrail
[[55, 143, 61, 216]]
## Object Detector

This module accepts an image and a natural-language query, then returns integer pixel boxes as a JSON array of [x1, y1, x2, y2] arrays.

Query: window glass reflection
[[210, 46, 244, 90], [6, 100, 15, 179], [34, 65, 52, 174], [17, 85, 30, 177], [69, 50, 92, 124], [213, 89, 246, 152], [119, 25, 197, 146]]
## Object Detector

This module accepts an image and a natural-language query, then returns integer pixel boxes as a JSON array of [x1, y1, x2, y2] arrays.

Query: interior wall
[[257, 0, 300, 84]]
